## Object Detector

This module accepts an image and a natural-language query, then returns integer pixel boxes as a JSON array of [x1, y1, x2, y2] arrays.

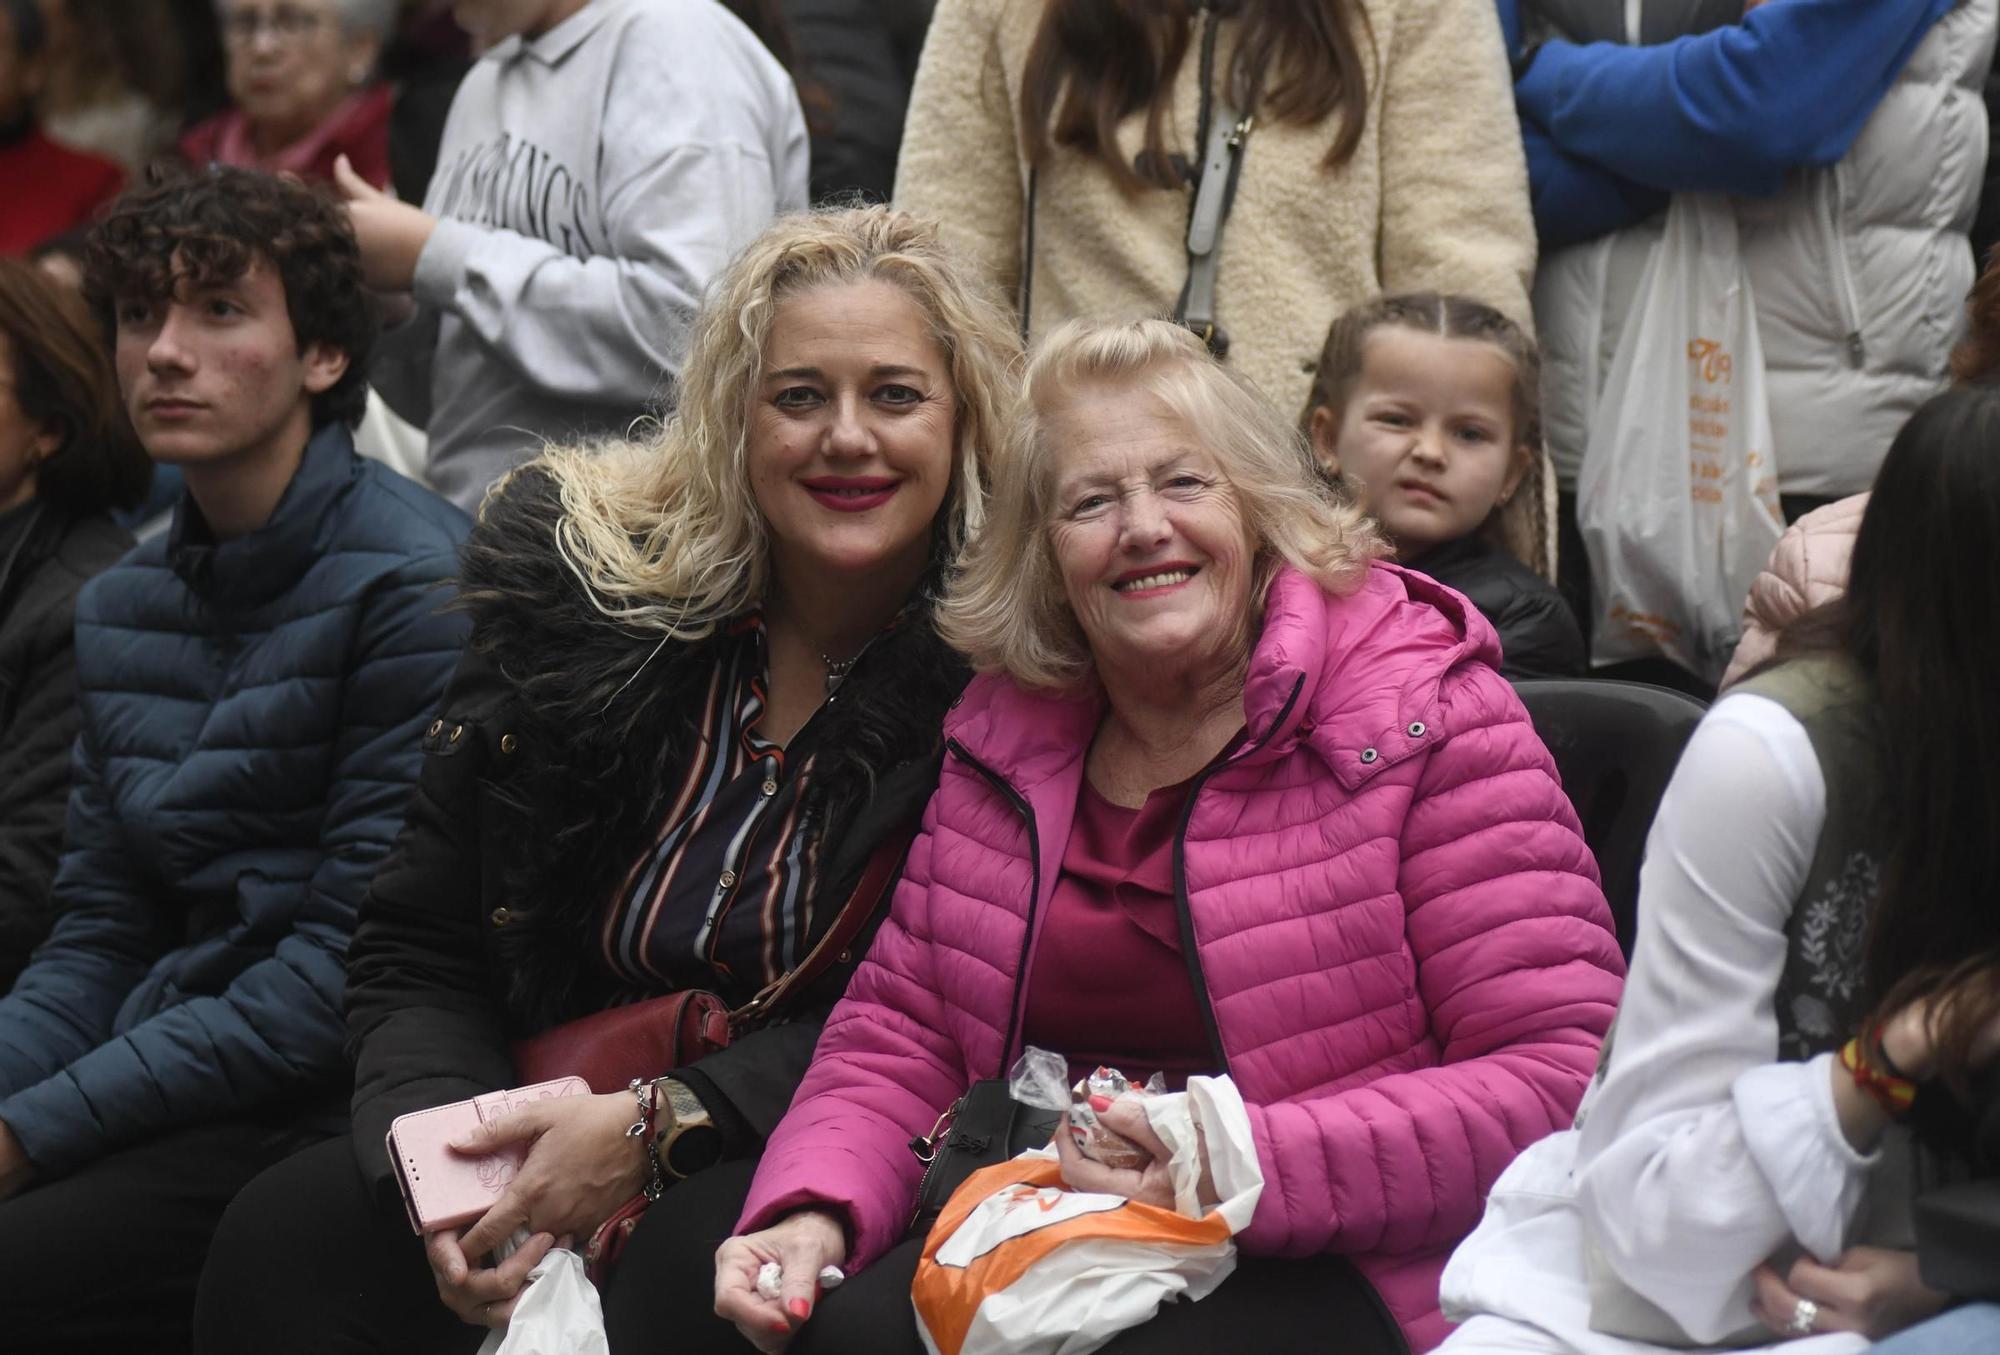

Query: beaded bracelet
[[1839, 1035, 1917, 1117]]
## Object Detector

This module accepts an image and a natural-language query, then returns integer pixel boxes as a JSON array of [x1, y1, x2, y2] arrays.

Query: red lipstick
[[802, 476, 900, 512]]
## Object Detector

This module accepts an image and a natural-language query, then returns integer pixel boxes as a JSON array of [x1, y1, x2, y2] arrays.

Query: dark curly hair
[[82, 164, 376, 430]]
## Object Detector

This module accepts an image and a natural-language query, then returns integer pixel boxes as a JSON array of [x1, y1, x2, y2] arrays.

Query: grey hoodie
[[375, 0, 810, 510]]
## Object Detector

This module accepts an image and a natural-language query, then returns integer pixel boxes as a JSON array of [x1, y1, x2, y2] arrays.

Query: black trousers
[[0, 1117, 326, 1355], [602, 1159, 1410, 1355], [195, 1134, 482, 1355]]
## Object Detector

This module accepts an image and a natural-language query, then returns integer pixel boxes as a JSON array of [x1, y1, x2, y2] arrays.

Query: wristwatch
[[649, 1076, 723, 1181]]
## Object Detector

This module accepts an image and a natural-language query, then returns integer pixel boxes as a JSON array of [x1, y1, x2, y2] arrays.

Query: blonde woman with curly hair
[[195, 206, 1020, 1354], [681, 318, 1622, 1354]]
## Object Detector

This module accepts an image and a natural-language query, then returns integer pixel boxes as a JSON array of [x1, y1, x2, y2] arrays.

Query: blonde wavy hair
[[521, 207, 1020, 637], [942, 318, 1384, 691]]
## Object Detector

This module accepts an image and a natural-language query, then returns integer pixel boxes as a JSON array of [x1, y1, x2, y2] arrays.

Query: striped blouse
[[599, 615, 823, 1004]]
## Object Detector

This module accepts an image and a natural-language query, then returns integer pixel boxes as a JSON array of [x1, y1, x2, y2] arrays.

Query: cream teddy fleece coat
[[895, 0, 1544, 568]]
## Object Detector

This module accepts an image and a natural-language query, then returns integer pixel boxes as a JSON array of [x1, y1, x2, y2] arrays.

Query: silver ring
[[1787, 1297, 1818, 1336]]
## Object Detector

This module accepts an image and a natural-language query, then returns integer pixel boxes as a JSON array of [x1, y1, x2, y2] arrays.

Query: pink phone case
[[385, 1075, 590, 1235]]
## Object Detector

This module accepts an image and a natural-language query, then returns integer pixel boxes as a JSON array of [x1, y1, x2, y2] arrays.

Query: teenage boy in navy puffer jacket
[[0, 165, 469, 1352]]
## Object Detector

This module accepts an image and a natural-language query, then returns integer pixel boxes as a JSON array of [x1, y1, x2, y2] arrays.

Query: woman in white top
[[1436, 383, 2000, 1354]]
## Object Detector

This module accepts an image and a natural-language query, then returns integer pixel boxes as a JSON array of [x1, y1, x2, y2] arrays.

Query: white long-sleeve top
[[1437, 693, 1907, 1355], [373, 0, 810, 511]]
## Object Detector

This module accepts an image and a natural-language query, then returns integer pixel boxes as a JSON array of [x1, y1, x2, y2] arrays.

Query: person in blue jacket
[[0, 165, 470, 1352], [1499, 0, 1992, 668], [1500, 0, 1962, 249]]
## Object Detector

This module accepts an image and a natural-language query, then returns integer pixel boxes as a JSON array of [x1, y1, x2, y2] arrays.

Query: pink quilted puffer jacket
[[739, 564, 1625, 1351]]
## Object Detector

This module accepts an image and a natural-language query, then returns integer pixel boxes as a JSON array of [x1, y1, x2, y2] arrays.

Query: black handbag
[[907, 1078, 1062, 1236], [1914, 1069, 2000, 1299]]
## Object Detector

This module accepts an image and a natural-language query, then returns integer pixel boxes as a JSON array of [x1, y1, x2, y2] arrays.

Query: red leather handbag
[[508, 831, 911, 1093], [511, 990, 730, 1095]]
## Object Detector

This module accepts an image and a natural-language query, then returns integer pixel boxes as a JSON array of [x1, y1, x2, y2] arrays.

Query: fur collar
[[457, 467, 968, 1029]]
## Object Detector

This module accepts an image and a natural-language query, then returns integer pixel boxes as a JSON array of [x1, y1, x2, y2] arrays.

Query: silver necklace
[[821, 650, 860, 697]]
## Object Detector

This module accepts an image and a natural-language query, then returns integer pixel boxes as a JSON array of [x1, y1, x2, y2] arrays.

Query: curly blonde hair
[[521, 206, 1020, 637], [942, 318, 1384, 691]]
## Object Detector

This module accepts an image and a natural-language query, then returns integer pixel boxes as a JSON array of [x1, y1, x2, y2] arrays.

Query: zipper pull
[[1845, 331, 1865, 369]]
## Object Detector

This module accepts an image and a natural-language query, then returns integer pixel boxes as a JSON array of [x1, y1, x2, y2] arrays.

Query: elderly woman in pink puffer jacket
[[661, 320, 1623, 1355]]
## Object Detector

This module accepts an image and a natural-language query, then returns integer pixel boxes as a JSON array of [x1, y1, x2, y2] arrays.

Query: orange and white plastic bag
[[911, 1075, 1263, 1355]]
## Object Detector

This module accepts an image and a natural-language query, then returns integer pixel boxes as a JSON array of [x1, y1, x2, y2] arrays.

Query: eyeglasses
[[221, 4, 334, 46]]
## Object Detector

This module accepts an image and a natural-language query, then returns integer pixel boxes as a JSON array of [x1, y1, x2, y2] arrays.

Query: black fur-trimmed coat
[[344, 468, 969, 1201]]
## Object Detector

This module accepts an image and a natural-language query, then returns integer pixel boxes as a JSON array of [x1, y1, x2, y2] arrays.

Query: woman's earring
[[350, 63, 370, 85]]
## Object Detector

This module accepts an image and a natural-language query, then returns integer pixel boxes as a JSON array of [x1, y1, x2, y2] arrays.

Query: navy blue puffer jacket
[[0, 425, 470, 1177]]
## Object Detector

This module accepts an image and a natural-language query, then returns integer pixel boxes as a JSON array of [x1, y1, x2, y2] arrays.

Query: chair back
[[1512, 680, 1708, 957]]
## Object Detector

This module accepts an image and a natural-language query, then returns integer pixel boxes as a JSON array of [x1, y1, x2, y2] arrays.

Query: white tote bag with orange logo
[[1577, 193, 1784, 681]]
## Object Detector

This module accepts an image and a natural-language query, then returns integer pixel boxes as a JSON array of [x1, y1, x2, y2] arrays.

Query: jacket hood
[[947, 561, 1499, 792]]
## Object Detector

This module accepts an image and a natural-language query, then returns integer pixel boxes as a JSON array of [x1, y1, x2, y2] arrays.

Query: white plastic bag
[[912, 1076, 1264, 1355], [475, 1248, 608, 1355], [1577, 193, 1784, 681]]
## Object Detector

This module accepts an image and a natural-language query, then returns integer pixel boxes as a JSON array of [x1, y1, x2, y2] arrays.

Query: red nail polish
[[789, 1298, 812, 1319], [1089, 1094, 1113, 1112], [771, 1320, 792, 1334]]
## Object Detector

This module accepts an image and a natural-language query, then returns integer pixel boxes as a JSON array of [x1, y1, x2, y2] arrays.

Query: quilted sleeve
[[1721, 522, 1812, 689], [735, 795, 981, 1270], [1238, 662, 1624, 1257], [0, 552, 467, 1178]]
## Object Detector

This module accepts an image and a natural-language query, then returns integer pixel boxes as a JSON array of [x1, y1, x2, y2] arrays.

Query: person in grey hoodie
[[337, 0, 810, 511]]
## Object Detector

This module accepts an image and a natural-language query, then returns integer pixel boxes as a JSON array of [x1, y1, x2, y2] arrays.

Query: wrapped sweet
[[1064, 1065, 1167, 1170]]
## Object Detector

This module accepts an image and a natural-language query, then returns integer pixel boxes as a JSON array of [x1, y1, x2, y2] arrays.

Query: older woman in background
[[181, 0, 396, 186], [0, 259, 147, 988], [657, 318, 1626, 1354]]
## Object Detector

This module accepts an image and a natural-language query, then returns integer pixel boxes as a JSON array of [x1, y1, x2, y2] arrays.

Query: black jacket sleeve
[[672, 1017, 830, 1154], [0, 600, 84, 989], [344, 648, 517, 1202]]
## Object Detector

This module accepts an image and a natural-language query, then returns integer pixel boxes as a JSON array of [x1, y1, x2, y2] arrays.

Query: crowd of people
[[2, 0, 1999, 1352]]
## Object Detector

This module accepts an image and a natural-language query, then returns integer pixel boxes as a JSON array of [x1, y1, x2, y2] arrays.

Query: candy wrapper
[[1066, 1066, 1167, 1170], [1005, 1047, 1165, 1172], [754, 1261, 846, 1299]]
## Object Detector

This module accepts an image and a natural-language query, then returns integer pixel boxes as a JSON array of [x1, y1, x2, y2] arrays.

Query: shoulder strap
[[730, 827, 914, 1027], [1173, 4, 1252, 359]]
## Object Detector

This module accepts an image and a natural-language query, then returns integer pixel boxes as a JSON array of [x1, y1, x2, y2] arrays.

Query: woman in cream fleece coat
[[896, 0, 1550, 569]]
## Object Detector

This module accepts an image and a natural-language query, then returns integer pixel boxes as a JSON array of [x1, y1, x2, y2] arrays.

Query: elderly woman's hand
[[334, 155, 438, 293], [1054, 1095, 1216, 1211], [714, 1209, 848, 1352]]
